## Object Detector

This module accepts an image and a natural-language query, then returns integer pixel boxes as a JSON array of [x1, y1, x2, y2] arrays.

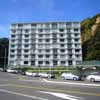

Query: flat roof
[[11, 21, 80, 25]]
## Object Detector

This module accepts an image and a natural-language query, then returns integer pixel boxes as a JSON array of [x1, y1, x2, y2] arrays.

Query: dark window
[[46, 55, 50, 58], [24, 55, 28, 58], [24, 61, 28, 64], [46, 61, 49, 64], [11, 34, 16, 38], [60, 39, 64, 42], [68, 60, 72, 65], [38, 55, 43, 58], [74, 28, 79, 32], [38, 61, 43, 64], [60, 49, 65, 52], [61, 61, 65, 64], [59, 29, 64, 32]]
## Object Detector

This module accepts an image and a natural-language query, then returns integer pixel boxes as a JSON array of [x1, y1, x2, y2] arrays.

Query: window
[[67, 28, 71, 32], [11, 45, 15, 48], [24, 44, 29, 47], [46, 55, 50, 58], [61, 61, 66, 64], [52, 23, 57, 28], [60, 55, 65, 58], [38, 39, 42, 42], [10, 61, 14, 64], [39, 34, 43, 37], [60, 44, 65, 47], [53, 49, 57, 53], [53, 54, 57, 58], [60, 34, 64, 37], [68, 54, 72, 59], [11, 50, 15, 53], [74, 28, 79, 32], [75, 49, 80, 52], [10, 55, 15, 58], [11, 34, 16, 38], [68, 60, 72, 65], [38, 61, 43, 64], [24, 55, 28, 58], [74, 33, 79, 37], [18, 24, 23, 28], [46, 49, 50, 52], [24, 39, 29, 42], [24, 34, 29, 38], [45, 24, 50, 28], [38, 49, 42, 52], [60, 49, 65, 53], [75, 38, 79, 42], [24, 61, 28, 64], [32, 54, 35, 58], [31, 24, 36, 27], [11, 29, 16, 33], [46, 61, 49, 64], [31, 61, 35, 65], [45, 39, 50, 42], [24, 50, 29, 53], [38, 29, 43, 32], [75, 55, 80, 58], [60, 39, 64, 42], [53, 60, 57, 65], [59, 29, 64, 32], [38, 55, 43, 58], [25, 29, 29, 33]]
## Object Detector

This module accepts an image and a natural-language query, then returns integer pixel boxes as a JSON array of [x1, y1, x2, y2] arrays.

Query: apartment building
[[8, 22, 82, 67]]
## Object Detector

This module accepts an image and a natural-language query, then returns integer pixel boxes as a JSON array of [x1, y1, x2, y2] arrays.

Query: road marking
[[10, 83, 100, 97], [43, 79, 100, 87], [40, 91, 84, 100], [0, 89, 48, 100]]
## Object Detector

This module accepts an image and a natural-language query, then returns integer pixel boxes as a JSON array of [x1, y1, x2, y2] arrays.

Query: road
[[0, 72, 100, 100]]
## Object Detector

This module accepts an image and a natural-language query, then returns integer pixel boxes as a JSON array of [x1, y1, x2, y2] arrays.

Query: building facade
[[8, 22, 82, 67]]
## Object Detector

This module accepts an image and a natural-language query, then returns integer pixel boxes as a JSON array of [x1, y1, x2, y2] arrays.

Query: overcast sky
[[0, 0, 100, 37]]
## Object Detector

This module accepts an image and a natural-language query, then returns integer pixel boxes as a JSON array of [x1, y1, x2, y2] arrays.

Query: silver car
[[61, 73, 80, 81]]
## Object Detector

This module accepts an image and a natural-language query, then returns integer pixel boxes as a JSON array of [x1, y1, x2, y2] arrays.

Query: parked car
[[25, 72, 33, 76], [6, 69, 18, 73], [86, 73, 100, 82], [38, 73, 55, 78], [32, 73, 39, 77], [61, 73, 80, 81]]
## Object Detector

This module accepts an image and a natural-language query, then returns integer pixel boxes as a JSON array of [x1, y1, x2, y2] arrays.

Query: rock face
[[92, 17, 100, 36], [81, 14, 100, 60]]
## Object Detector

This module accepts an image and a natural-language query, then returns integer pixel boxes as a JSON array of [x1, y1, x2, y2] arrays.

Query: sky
[[0, 0, 100, 38]]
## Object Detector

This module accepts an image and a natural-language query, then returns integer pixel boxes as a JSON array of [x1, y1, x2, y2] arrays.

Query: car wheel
[[73, 77, 77, 81], [61, 77, 65, 80], [90, 78, 95, 82]]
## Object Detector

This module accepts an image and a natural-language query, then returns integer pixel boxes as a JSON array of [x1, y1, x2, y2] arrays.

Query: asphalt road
[[0, 72, 100, 100]]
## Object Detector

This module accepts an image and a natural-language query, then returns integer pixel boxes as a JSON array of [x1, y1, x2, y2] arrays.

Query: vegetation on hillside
[[81, 14, 100, 60]]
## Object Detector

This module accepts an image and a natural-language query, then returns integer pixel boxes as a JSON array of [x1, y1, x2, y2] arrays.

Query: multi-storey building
[[8, 22, 82, 67]]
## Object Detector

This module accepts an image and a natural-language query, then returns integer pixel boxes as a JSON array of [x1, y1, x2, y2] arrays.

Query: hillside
[[81, 14, 100, 60]]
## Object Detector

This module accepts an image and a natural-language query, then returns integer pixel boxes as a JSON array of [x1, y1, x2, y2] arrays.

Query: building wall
[[8, 22, 82, 67]]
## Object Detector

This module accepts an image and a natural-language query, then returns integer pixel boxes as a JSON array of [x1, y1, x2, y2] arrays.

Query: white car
[[25, 72, 33, 76], [7, 69, 18, 73], [61, 73, 80, 81], [38, 73, 54, 78], [86, 73, 100, 82]]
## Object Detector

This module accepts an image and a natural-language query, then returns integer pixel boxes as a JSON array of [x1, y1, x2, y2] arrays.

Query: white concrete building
[[8, 22, 82, 67]]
